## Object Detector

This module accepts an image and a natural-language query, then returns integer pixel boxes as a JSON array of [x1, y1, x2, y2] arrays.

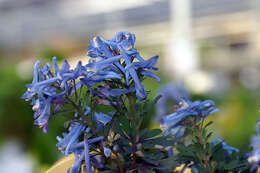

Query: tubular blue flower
[[94, 112, 114, 125], [84, 106, 114, 126], [33, 97, 52, 133], [133, 55, 157, 67], [166, 125, 186, 139], [160, 99, 219, 138], [140, 70, 160, 82], [97, 86, 135, 97], [103, 147, 112, 158], [248, 149, 260, 171], [52, 97, 66, 112], [56, 122, 86, 155], [155, 82, 190, 121], [22, 60, 41, 100], [86, 54, 123, 70], [84, 135, 93, 173], [69, 136, 104, 152], [80, 70, 121, 87], [95, 98, 117, 106], [117, 45, 147, 100], [69, 150, 85, 173], [211, 138, 239, 154], [111, 31, 136, 50]]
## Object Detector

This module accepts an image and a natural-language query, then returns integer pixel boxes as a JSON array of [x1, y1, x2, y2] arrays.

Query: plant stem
[[114, 152, 124, 173], [127, 94, 135, 122], [65, 96, 97, 136], [195, 122, 214, 173], [73, 79, 78, 102]]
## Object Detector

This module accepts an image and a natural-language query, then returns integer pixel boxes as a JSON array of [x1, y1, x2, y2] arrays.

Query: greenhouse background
[[0, 0, 260, 172]]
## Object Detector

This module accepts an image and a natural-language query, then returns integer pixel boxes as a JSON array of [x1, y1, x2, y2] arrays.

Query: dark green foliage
[[175, 119, 251, 173], [104, 97, 177, 172]]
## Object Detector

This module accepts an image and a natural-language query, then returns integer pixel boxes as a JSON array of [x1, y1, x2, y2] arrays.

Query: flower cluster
[[86, 31, 160, 100], [21, 57, 117, 134], [155, 82, 190, 121], [22, 31, 164, 173], [160, 98, 219, 138]]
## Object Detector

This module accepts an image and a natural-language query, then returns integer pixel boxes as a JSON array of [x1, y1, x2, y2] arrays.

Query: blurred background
[[1, 0, 260, 172]]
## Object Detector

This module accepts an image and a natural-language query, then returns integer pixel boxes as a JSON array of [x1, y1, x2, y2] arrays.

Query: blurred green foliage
[[40, 49, 67, 62]]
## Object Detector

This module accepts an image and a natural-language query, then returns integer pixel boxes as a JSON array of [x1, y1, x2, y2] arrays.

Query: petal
[[103, 147, 112, 158], [99, 87, 135, 97], [140, 70, 160, 82], [69, 150, 84, 173], [133, 55, 159, 69], [52, 56, 60, 75], [32, 60, 41, 84], [94, 112, 112, 125], [34, 97, 52, 133], [84, 135, 92, 173], [87, 55, 122, 70]]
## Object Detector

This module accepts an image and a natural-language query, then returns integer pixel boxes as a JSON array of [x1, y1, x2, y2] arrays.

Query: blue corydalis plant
[[22, 31, 174, 173], [23, 31, 252, 173]]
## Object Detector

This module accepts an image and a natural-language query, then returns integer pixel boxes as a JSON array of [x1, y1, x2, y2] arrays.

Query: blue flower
[[160, 99, 219, 138], [155, 82, 190, 121], [248, 149, 260, 171], [165, 125, 186, 139], [69, 150, 85, 173], [68, 136, 104, 152], [21, 60, 41, 100], [56, 122, 86, 155], [84, 135, 93, 173], [84, 106, 114, 126], [80, 70, 121, 87], [33, 97, 52, 133], [86, 31, 160, 100], [103, 146, 112, 158], [94, 112, 114, 125], [211, 138, 239, 154], [96, 86, 135, 97]]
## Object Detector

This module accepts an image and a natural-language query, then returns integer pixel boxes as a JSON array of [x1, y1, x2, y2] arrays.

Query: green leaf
[[206, 132, 213, 141], [204, 121, 213, 129], [142, 129, 162, 139]]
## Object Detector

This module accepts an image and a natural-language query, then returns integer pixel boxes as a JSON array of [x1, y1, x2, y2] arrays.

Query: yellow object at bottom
[[46, 154, 75, 173]]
